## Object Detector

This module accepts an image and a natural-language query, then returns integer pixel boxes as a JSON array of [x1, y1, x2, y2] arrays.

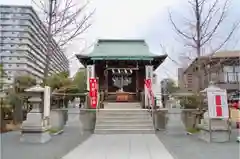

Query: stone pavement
[[156, 129, 240, 159], [62, 134, 174, 159], [1, 108, 91, 159]]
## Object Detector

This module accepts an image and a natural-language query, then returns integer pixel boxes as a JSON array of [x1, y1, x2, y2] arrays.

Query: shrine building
[[76, 39, 167, 104]]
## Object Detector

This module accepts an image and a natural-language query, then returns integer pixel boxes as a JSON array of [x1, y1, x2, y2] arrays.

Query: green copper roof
[[88, 39, 157, 60]]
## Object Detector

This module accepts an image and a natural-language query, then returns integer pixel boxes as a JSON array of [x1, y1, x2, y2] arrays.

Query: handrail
[[96, 91, 101, 112], [144, 81, 156, 128]]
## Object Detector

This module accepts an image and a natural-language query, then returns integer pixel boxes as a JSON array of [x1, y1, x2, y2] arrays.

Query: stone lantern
[[20, 83, 51, 143]]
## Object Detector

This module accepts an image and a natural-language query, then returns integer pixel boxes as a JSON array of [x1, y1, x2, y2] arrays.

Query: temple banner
[[145, 65, 153, 106], [89, 78, 98, 108], [207, 89, 229, 119], [145, 79, 154, 106]]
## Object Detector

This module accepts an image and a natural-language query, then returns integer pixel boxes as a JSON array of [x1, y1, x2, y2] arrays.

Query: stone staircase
[[94, 103, 155, 134]]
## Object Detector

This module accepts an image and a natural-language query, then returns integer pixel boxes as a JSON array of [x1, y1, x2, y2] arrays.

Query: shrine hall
[[76, 39, 167, 104]]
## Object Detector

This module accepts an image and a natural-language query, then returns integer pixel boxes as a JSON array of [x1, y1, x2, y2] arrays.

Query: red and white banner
[[145, 79, 154, 106], [89, 78, 98, 108]]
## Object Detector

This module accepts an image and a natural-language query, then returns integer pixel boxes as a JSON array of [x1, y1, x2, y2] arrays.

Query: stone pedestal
[[21, 108, 51, 143], [197, 117, 230, 143], [197, 124, 230, 143], [154, 109, 168, 130], [165, 108, 186, 135], [237, 136, 240, 142], [50, 109, 65, 131], [20, 127, 51, 143], [20, 84, 51, 144]]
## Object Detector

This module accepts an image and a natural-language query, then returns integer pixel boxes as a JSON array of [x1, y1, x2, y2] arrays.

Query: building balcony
[[204, 72, 240, 91]]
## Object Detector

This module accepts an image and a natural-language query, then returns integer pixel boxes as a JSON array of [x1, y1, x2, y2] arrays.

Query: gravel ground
[[156, 129, 240, 159], [1, 109, 92, 159]]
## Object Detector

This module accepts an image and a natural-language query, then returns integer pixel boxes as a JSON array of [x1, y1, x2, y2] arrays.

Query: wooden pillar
[[136, 70, 139, 100], [86, 65, 95, 91], [104, 69, 108, 97]]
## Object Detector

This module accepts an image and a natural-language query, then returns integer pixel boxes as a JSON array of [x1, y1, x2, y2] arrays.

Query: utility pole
[[43, 0, 55, 85]]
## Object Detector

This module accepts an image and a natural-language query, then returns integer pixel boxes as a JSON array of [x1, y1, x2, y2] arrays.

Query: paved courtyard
[[62, 134, 174, 159], [1, 108, 92, 159], [1, 107, 239, 159], [156, 130, 240, 159]]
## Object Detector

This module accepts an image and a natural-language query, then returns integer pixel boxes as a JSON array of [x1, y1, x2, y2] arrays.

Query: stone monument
[[20, 83, 51, 143]]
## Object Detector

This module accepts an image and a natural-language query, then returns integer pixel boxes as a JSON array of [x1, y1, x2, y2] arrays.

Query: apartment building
[[0, 5, 69, 90], [178, 51, 240, 93], [178, 68, 198, 92]]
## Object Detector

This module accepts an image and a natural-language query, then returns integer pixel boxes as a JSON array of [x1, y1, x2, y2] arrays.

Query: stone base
[[20, 129, 51, 144], [50, 110, 65, 131], [237, 136, 240, 142], [197, 125, 230, 143]]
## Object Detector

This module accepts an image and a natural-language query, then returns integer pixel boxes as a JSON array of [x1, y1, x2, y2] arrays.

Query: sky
[[2, 0, 240, 83]]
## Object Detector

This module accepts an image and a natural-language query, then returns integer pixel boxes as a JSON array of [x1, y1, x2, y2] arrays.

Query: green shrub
[[187, 127, 200, 133], [178, 94, 206, 109], [47, 128, 61, 134]]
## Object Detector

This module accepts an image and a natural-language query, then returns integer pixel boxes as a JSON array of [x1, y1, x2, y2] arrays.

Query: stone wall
[[181, 109, 198, 128]]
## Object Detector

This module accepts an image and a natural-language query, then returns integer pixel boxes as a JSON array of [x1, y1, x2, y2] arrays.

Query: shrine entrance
[[105, 67, 138, 102], [76, 39, 167, 105]]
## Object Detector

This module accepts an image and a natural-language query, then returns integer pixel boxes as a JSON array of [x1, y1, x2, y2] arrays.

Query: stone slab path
[[62, 134, 174, 159]]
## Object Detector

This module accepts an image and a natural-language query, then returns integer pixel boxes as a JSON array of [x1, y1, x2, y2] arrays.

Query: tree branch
[[169, 10, 195, 40]]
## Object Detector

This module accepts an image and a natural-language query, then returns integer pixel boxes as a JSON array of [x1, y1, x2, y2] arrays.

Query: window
[[17, 64, 19, 67], [9, 57, 12, 60], [210, 72, 217, 80], [235, 66, 240, 73], [17, 57, 20, 60], [8, 64, 12, 67], [223, 65, 240, 82], [223, 66, 234, 72], [8, 77, 11, 80]]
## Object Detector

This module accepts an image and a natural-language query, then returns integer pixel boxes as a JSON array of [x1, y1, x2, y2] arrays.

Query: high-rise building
[[0, 5, 69, 90]]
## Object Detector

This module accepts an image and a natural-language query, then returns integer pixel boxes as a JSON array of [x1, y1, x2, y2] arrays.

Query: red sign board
[[89, 78, 98, 108]]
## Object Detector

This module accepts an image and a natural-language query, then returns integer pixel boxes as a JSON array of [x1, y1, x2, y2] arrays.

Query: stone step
[[94, 129, 155, 134], [97, 114, 150, 118], [97, 110, 149, 115], [96, 121, 153, 126], [96, 120, 153, 124], [95, 125, 154, 130], [96, 116, 152, 121]]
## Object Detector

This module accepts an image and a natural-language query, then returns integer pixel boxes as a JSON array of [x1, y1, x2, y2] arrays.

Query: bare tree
[[169, 0, 239, 91], [32, 0, 95, 83]]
